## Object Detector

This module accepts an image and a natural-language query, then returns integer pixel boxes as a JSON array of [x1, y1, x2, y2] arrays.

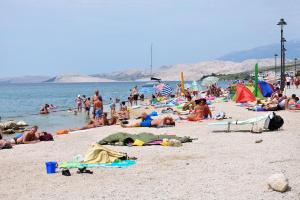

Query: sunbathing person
[[99, 112, 117, 126], [71, 113, 117, 131], [10, 126, 40, 145], [0, 129, 12, 149], [121, 116, 175, 128], [181, 98, 212, 121], [285, 96, 300, 110]]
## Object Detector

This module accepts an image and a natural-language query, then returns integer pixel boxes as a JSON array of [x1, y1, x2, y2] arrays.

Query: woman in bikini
[[181, 98, 212, 121]]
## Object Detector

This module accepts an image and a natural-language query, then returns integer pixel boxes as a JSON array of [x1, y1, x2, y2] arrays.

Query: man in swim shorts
[[121, 116, 175, 128], [94, 96, 103, 119], [10, 126, 40, 145]]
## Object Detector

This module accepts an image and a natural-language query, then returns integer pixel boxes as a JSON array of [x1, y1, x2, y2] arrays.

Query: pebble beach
[[0, 89, 299, 200]]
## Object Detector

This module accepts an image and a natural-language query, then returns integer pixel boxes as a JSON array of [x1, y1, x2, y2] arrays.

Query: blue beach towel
[[59, 160, 136, 169]]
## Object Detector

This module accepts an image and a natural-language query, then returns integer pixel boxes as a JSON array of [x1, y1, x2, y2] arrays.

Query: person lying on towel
[[121, 115, 175, 128], [10, 126, 40, 145]]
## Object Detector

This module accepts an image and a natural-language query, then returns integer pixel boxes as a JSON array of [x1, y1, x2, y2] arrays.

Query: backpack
[[264, 112, 284, 131]]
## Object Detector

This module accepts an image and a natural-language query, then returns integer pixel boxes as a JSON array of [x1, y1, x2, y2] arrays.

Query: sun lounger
[[208, 114, 270, 132]]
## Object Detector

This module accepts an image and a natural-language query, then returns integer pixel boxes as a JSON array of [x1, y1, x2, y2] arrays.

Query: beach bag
[[264, 112, 284, 131], [39, 132, 54, 141], [56, 129, 69, 135]]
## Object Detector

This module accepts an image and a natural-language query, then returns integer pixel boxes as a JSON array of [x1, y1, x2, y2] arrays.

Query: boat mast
[[150, 43, 153, 77]]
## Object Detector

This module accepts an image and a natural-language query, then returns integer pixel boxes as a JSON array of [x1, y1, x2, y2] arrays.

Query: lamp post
[[274, 53, 278, 76], [295, 58, 298, 76], [277, 18, 287, 91]]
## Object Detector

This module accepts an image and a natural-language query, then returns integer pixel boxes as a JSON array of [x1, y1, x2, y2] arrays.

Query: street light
[[277, 18, 287, 91], [295, 58, 298, 76], [274, 53, 278, 76]]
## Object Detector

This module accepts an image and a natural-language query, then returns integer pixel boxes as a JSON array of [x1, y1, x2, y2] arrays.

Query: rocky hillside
[[93, 58, 275, 81], [0, 59, 276, 83]]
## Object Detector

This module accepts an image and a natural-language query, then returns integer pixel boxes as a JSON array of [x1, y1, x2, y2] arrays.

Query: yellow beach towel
[[83, 144, 127, 164]]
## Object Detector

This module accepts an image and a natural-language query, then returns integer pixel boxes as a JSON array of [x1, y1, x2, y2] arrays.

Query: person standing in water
[[132, 86, 139, 106], [94, 96, 103, 120], [92, 90, 103, 118], [75, 95, 82, 112], [85, 97, 91, 116]]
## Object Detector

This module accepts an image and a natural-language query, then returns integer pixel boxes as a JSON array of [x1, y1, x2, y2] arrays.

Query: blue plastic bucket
[[45, 162, 57, 174]]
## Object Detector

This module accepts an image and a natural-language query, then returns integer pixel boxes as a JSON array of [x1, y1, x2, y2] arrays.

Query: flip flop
[[77, 167, 93, 174], [62, 169, 71, 176]]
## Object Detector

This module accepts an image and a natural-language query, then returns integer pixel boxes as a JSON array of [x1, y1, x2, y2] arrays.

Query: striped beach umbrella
[[160, 84, 173, 96]]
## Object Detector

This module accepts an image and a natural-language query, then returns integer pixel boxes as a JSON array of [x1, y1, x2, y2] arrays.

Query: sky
[[0, 0, 300, 77]]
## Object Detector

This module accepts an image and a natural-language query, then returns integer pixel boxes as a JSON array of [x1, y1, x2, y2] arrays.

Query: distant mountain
[[45, 75, 117, 83], [91, 68, 147, 81], [0, 76, 51, 83], [93, 58, 275, 81], [218, 40, 300, 62]]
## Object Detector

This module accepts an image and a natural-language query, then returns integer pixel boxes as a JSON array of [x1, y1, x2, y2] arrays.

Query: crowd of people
[[256, 88, 300, 111], [2, 77, 299, 150]]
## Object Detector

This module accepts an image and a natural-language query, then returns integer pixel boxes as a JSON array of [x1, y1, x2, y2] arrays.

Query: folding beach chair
[[208, 114, 270, 132]]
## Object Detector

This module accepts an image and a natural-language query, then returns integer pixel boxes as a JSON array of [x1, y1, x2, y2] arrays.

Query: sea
[[0, 81, 228, 137]]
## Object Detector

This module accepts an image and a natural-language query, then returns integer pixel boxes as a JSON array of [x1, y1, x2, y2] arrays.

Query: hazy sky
[[1, 0, 300, 77]]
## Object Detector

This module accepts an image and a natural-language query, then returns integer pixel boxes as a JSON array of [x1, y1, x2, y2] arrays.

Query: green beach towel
[[98, 132, 192, 146]]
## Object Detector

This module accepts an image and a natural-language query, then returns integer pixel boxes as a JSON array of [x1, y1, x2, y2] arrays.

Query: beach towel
[[83, 144, 127, 164], [59, 160, 136, 169], [98, 132, 193, 146]]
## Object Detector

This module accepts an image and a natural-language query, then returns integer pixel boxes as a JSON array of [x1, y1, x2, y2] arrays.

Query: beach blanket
[[98, 132, 193, 146], [59, 160, 136, 169], [83, 144, 127, 164]]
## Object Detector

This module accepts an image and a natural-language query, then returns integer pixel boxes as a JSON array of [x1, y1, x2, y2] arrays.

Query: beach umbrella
[[254, 63, 259, 97], [155, 83, 165, 92], [201, 76, 219, 86], [160, 84, 173, 96]]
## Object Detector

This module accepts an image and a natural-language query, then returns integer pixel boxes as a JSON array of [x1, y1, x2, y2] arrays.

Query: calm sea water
[[0, 81, 228, 134]]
